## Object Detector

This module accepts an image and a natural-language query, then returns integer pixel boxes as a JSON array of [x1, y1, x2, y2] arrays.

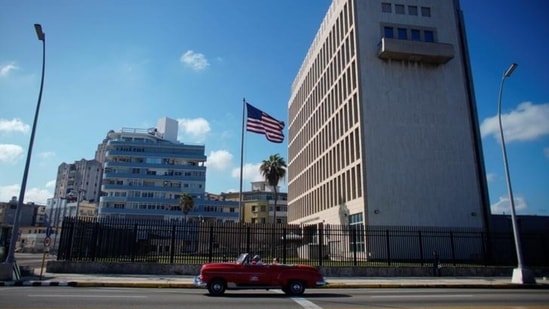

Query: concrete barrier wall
[[46, 261, 544, 277], [46, 261, 201, 276]]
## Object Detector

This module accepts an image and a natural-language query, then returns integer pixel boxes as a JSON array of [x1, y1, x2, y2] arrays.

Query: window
[[348, 213, 364, 252], [397, 28, 407, 40], [384, 26, 394, 38], [395, 4, 405, 14], [411, 29, 421, 41], [421, 6, 431, 17], [408, 5, 418, 15], [424, 30, 434, 42], [381, 2, 391, 13]]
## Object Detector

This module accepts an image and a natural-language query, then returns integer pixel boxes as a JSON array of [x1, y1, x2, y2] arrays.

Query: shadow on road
[[206, 292, 351, 298]]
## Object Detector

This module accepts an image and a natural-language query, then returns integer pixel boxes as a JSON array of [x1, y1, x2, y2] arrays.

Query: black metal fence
[[57, 217, 549, 267]]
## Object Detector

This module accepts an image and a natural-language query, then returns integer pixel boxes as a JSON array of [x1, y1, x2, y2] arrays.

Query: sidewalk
[[2, 269, 548, 289]]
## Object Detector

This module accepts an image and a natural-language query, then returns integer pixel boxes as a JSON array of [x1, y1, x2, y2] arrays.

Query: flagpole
[[239, 98, 246, 223]]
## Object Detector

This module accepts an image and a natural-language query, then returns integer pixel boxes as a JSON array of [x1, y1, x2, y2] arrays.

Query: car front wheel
[[285, 280, 305, 296], [207, 279, 226, 296]]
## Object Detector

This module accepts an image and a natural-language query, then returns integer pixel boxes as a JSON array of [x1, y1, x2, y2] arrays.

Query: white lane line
[[292, 297, 323, 309], [271, 289, 323, 309], [27, 294, 147, 298]]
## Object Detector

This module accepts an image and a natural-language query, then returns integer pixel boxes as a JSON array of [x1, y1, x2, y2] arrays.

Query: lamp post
[[497, 63, 536, 284], [74, 189, 86, 219], [68, 188, 85, 261], [4, 24, 46, 265]]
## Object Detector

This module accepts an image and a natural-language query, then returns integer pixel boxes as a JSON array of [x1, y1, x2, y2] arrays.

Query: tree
[[179, 193, 194, 222], [259, 154, 287, 224]]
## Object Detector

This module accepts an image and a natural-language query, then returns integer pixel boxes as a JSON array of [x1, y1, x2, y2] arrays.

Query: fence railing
[[56, 217, 549, 267]]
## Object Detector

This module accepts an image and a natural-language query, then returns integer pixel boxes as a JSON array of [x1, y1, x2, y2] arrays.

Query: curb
[[0, 280, 74, 287]]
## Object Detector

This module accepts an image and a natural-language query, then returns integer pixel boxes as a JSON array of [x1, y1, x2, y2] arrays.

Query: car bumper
[[193, 276, 207, 288]]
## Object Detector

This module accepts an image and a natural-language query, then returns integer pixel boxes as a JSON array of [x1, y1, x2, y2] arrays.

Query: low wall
[[46, 261, 545, 277], [47, 261, 201, 276]]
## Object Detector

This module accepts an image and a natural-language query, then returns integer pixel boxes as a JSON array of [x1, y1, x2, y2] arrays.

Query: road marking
[[271, 290, 323, 309], [292, 297, 323, 309]]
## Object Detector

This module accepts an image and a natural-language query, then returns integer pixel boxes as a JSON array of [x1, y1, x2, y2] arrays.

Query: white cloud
[[490, 195, 527, 215], [0, 63, 19, 77], [0, 118, 30, 134], [177, 118, 211, 143], [232, 162, 264, 183], [38, 151, 56, 159], [206, 150, 233, 170], [0, 184, 52, 204], [0, 144, 24, 163], [486, 173, 496, 183], [480, 102, 549, 143], [23, 187, 53, 204], [45, 180, 56, 188], [0, 184, 19, 203], [180, 50, 210, 71]]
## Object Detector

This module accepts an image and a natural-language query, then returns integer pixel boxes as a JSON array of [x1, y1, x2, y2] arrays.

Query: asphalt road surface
[[1, 287, 548, 309]]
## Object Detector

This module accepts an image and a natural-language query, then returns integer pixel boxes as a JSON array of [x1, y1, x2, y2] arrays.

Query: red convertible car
[[193, 253, 326, 296]]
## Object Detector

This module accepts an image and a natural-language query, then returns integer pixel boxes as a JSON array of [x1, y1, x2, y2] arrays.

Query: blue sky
[[0, 0, 547, 216]]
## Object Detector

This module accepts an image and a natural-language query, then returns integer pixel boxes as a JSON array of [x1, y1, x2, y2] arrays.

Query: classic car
[[193, 253, 326, 296]]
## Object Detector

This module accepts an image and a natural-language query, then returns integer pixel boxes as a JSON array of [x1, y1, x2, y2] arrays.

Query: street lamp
[[4, 24, 46, 265], [497, 63, 536, 284], [74, 189, 86, 219], [66, 188, 86, 261]]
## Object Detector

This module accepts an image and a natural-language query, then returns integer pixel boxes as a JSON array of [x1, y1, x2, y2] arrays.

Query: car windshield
[[236, 253, 249, 264]]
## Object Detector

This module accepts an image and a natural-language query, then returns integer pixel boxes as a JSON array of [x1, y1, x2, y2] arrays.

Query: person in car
[[251, 255, 264, 265]]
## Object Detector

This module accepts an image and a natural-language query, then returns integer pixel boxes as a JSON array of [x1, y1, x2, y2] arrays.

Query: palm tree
[[179, 193, 194, 222], [259, 154, 287, 224]]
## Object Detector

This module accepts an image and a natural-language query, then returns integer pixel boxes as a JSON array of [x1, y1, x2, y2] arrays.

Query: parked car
[[193, 253, 326, 296]]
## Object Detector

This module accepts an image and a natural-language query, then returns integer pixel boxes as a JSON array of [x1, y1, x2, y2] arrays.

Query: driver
[[251, 255, 264, 265]]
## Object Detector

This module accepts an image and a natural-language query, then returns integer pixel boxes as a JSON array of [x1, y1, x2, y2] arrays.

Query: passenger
[[251, 255, 264, 265], [272, 257, 280, 264]]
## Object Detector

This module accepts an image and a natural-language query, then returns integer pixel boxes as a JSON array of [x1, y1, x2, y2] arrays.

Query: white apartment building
[[96, 117, 239, 222], [287, 0, 490, 230]]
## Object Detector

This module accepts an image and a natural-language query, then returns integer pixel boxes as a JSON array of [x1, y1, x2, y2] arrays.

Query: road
[[1, 287, 548, 309]]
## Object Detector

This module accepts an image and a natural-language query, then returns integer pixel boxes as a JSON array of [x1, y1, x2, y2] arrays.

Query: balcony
[[377, 37, 454, 64]]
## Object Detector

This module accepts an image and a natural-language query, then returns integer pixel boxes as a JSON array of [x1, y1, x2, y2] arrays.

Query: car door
[[245, 263, 272, 286]]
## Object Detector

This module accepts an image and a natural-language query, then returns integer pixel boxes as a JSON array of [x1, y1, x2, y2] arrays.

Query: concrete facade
[[287, 0, 489, 230], [54, 159, 103, 203]]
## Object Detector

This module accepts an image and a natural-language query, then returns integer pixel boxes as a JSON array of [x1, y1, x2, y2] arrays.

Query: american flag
[[246, 103, 285, 143]]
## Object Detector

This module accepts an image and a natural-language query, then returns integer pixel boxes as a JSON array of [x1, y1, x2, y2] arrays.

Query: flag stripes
[[246, 102, 285, 143]]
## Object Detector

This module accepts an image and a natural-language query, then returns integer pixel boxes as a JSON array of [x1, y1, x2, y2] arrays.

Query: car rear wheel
[[207, 279, 226, 296], [285, 280, 305, 296]]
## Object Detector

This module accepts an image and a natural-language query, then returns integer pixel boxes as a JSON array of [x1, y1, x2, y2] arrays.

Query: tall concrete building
[[287, 0, 489, 230], [54, 159, 103, 203]]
